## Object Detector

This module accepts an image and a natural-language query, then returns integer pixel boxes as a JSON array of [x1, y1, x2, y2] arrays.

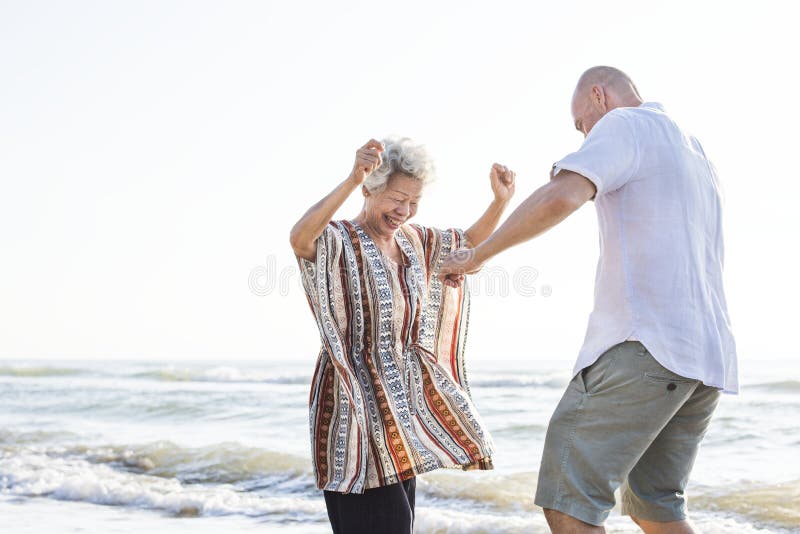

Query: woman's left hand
[[490, 163, 515, 203], [439, 248, 484, 287]]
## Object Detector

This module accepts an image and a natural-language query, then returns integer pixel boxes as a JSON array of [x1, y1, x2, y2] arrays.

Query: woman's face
[[362, 174, 424, 240]]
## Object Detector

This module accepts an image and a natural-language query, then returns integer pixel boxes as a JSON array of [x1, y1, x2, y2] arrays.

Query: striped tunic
[[298, 220, 494, 493]]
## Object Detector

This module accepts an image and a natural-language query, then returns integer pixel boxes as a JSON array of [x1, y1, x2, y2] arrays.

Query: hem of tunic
[[317, 454, 495, 494]]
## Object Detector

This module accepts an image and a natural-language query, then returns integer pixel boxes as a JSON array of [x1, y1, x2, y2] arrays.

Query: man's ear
[[362, 185, 370, 197], [591, 85, 608, 113]]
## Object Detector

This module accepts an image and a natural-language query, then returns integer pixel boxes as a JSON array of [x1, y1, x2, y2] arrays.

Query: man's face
[[571, 86, 606, 138]]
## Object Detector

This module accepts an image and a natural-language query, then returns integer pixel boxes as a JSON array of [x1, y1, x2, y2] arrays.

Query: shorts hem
[[620, 499, 687, 523], [534, 495, 610, 527]]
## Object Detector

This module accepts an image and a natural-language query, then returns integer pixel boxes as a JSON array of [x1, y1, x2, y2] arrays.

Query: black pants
[[324, 478, 416, 534]]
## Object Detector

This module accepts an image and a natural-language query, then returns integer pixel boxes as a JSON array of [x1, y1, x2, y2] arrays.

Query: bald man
[[439, 66, 738, 533]]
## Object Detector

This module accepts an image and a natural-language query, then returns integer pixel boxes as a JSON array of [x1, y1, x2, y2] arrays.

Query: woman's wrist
[[344, 173, 365, 191], [490, 196, 511, 211]]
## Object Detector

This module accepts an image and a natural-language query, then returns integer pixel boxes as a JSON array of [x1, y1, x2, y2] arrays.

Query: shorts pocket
[[570, 369, 587, 393], [643, 372, 697, 385], [580, 345, 624, 395]]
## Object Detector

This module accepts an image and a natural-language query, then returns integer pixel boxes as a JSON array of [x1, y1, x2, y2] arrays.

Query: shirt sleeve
[[297, 222, 344, 305], [552, 110, 640, 196]]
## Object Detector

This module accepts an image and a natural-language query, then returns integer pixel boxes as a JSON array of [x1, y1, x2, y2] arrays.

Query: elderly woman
[[290, 137, 515, 533]]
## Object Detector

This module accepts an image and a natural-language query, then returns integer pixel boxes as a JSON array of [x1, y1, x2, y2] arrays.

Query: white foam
[[0, 451, 325, 520], [0, 449, 793, 533], [416, 506, 791, 534], [418, 470, 538, 511], [416, 506, 546, 533], [1, 437, 313, 486]]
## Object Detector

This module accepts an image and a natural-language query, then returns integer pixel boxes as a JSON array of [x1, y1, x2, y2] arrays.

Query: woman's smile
[[383, 214, 404, 230]]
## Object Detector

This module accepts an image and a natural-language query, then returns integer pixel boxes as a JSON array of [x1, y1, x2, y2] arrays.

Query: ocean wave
[[692, 480, 800, 531], [416, 506, 546, 534], [420, 470, 800, 531], [122, 441, 312, 485], [132, 366, 567, 388], [0, 449, 325, 521], [419, 470, 538, 511], [0, 430, 314, 486], [132, 366, 310, 385], [0, 366, 84, 377], [747, 380, 800, 393], [1, 363, 564, 388], [0, 429, 83, 447], [2, 440, 798, 531], [415, 506, 791, 534], [469, 375, 568, 389]]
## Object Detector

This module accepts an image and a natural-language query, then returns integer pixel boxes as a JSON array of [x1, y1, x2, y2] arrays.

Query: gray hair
[[363, 136, 436, 193]]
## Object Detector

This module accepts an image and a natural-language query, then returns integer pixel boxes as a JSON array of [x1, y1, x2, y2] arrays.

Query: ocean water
[[0, 358, 798, 533]]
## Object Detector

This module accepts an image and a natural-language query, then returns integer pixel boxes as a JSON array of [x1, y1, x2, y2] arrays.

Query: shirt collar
[[640, 101, 665, 112]]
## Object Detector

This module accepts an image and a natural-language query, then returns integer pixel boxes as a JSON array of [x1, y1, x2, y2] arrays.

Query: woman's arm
[[463, 163, 516, 247], [289, 139, 384, 261]]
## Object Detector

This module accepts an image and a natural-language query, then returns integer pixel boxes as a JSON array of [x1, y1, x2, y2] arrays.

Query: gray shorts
[[534, 341, 720, 526]]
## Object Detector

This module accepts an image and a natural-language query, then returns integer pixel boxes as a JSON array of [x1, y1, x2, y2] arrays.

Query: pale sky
[[1, 1, 798, 363]]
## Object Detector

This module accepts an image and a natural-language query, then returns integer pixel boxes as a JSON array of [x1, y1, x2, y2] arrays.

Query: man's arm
[[438, 171, 596, 284]]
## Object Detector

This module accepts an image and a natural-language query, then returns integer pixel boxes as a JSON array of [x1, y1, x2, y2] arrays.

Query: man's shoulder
[[602, 102, 675, 137], [589, 107, 638, 139], [611, 102, 666, 120]]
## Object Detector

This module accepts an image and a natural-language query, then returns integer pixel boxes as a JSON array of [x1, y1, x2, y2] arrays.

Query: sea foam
[[0, 449, 324, 521]]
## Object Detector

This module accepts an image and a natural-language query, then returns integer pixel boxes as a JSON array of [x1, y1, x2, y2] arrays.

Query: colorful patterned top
[[298, 220, 494, 493]]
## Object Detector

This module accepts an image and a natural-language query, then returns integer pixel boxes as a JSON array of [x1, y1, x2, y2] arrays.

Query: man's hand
[[438, 248, 485, 288], [490, 163, 515, 203], [349, 139, 384, 184]]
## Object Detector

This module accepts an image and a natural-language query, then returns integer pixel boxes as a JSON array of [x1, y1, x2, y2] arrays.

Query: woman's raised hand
[[490, 163, 516, 203], [349, 139, 385, 184]]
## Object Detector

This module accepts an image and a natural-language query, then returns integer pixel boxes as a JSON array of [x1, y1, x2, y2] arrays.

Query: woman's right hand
[[290, 138, 385, 261], [349, 139, 385, 184]]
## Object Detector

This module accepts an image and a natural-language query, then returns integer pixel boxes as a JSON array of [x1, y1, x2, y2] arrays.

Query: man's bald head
[[574, 66, 642, 101], [571, 66, 644, 137]]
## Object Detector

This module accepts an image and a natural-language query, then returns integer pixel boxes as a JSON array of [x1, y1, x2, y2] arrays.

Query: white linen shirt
[[553, 102, 738, 393]]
